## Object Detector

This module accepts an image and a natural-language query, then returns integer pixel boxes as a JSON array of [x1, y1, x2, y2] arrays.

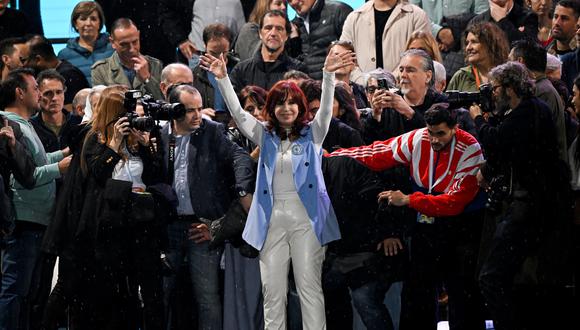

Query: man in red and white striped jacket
[[330, 104, 487, 330], [331, 106, 484, 217]]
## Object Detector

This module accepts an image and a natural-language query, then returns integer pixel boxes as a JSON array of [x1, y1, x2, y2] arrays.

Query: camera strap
[[167, 133, 176, 185]]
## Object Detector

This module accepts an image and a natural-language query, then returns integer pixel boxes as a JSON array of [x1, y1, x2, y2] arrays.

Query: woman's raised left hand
[[200, 53, 227, 79], [323, 50, 356, 73]]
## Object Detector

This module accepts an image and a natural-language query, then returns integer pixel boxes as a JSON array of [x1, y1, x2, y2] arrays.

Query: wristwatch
[[238, 189, 248, 198]]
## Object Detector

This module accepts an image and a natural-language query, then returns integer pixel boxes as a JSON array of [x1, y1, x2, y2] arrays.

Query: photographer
[[469, 62, 570, 330], [79, 85, 165, 328]]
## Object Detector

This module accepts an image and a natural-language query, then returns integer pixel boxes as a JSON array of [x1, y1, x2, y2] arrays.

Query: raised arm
[[201, 53, 264, 146], [312, 51, 357, 149]]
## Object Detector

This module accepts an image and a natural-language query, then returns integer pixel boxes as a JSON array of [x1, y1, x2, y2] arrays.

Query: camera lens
[[130, 116, 155, 132]]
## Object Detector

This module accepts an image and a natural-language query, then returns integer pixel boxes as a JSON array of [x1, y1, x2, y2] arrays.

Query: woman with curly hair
[[447, 22, 510, 92]]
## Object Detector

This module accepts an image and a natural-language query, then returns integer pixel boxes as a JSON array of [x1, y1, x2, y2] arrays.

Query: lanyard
[[472, 66, 481, 89], [167, 124, 177, 185], [427, 136, 456, 193]]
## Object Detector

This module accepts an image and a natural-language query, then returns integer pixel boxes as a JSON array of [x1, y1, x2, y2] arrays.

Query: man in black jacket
[[229, 10, 307, 91], [362, 51, 448, 144], [289, 0, 352, 79], [160, 84, 254, 330], [470, 61, 572, 330], [30, 70, 81, 153]]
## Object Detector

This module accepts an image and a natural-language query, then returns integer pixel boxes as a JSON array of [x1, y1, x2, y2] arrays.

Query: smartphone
[[377, 78, 389, 90]]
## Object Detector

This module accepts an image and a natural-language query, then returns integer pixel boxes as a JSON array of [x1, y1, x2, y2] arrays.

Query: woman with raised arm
[[201, 50, 355, 329]]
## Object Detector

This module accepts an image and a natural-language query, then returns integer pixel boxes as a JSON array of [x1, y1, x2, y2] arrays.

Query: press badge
[[417, 212, 435, 224]]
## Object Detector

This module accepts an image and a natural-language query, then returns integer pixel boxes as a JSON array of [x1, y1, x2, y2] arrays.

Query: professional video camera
[[444, 83, 493, 113], [123, 90, 187, 131]]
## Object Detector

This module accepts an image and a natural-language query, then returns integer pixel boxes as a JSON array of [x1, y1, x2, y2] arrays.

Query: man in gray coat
[[91, 18, 163, 100]]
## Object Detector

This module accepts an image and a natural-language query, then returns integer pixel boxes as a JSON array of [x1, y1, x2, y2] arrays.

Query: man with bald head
[[160, 63, 194, 100]]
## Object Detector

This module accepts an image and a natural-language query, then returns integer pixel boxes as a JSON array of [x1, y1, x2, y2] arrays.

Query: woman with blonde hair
[[405, 30, 443, 63]]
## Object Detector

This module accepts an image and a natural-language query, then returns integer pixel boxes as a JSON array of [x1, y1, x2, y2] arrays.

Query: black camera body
[[445, 83, 493, 113], [123, 90, 187, 131], [486, 175, 511, 214]]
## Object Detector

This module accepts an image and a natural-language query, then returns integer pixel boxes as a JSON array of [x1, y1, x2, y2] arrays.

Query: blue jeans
[[0, 228, 44, 330], [163, 220, 222, 330], [351, 280, 394, 330]]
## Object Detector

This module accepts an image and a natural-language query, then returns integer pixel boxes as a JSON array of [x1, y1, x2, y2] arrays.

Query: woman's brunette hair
[[463, 22, 509, 68], [239, 85, 267, 110], [71, 1, 106, 32], [264, 80, 309, 140], [334, 81, 362, 131]]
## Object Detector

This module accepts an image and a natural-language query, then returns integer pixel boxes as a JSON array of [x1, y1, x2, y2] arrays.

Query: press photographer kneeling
[[469, 62, 572, 330], [80, 85, 166, 328]]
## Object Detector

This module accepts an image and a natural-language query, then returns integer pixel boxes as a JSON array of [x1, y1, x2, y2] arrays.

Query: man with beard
[[229, 10, 307, 91], [361, 50, 448, 143], [560, 14, 580, 93], [332, 104, 487, 330], [0, 38, 25, 81], [470, 61, 571, 330], [547, 0, 580, 57]]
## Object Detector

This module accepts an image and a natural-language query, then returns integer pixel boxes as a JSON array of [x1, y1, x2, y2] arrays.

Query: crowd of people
[[1, 0, 580, 329]]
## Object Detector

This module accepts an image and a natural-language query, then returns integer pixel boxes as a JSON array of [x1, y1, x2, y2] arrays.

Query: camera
[[486, 175, 510, 214], [123, 90, 187, 131], [444, 83, 493, 113]]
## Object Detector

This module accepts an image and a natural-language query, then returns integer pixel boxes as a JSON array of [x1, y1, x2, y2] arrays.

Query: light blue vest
[[242, 126, 341, 250]]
